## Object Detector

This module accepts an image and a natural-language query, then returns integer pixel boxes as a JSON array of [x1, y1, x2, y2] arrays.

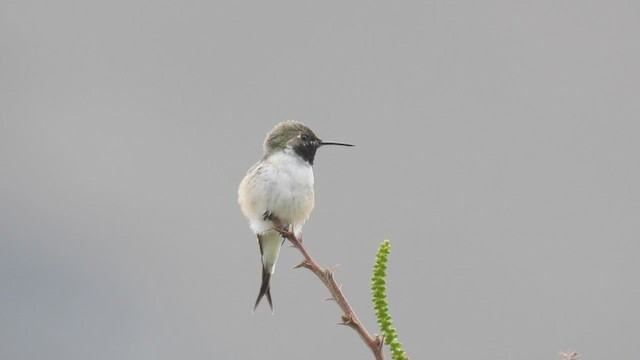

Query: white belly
[[239, 150, 315, 235]]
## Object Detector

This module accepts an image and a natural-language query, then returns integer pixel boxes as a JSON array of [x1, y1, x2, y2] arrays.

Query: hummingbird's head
[[263, 121, 353, 165]]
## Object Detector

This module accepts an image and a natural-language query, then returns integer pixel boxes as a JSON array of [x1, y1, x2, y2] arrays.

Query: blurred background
[[1, 1, 639, 359]]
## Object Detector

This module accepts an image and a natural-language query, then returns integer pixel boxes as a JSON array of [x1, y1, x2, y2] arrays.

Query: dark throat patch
[[293, 143, 319, 165]]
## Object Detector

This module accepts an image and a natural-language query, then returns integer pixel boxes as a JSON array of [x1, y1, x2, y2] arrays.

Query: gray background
[[1, 1, 639, 359]]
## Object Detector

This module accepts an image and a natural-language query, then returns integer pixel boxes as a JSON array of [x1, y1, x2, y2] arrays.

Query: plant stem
[[282, 231, 385, 360]]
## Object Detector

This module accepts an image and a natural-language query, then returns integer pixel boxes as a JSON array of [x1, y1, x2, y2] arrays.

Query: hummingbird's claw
[[276, 228, 295, 240], [264, 214, 292, 239]]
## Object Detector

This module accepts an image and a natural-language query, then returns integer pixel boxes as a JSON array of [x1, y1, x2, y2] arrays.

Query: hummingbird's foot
[[276, 227, 296, 240], [264, 213, 286, 231], [270, 218, 297, 241]]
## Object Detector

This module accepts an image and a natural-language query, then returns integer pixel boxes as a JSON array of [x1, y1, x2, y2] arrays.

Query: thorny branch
[[280, 230, 385, 360]]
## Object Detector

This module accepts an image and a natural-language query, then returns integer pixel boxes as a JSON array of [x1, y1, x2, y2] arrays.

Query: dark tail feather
[[254, 267, 273, 312]]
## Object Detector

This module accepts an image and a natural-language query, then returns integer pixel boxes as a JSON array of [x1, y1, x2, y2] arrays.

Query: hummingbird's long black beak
[[319, 141, 354, 147]]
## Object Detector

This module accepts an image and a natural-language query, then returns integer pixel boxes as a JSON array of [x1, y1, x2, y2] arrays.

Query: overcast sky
[[1, 1, 639, 359]]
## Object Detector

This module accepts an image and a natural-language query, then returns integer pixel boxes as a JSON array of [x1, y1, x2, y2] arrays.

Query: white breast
[[239, 150, 315, 235]]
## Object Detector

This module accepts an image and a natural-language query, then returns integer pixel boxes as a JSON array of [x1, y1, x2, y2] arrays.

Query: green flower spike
[[371, 240, 409, 360]]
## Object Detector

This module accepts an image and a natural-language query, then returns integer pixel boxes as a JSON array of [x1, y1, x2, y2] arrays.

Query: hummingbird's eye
[[301, 133, 309, 141]]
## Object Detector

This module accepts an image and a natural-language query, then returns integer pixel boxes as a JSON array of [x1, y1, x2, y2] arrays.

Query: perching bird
[[238, 121, 353, 312]]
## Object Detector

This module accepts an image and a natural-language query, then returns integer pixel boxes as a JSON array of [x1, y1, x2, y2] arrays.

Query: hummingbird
[[238, 121, 353, 312]]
